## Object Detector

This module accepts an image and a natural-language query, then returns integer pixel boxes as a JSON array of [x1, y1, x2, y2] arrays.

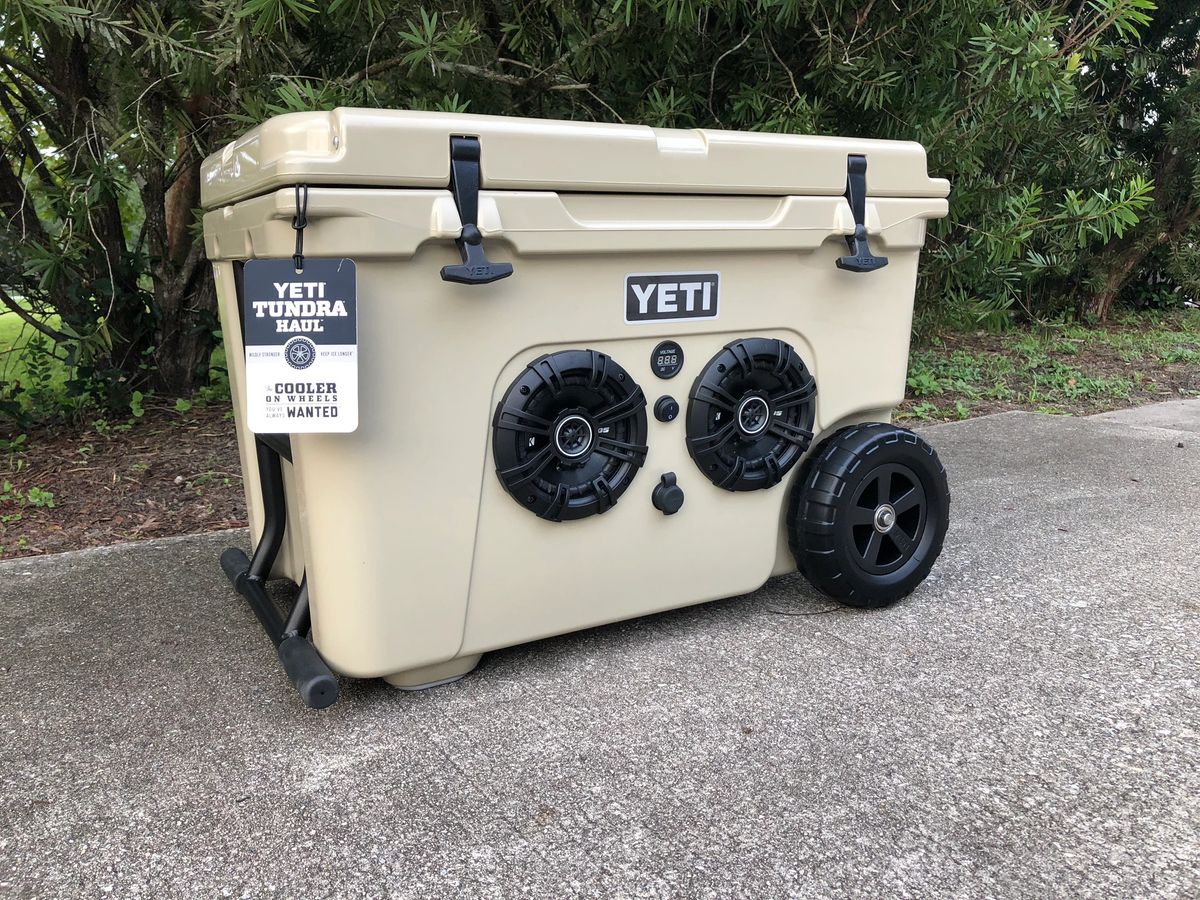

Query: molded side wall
[[207, 188, 935, 678]]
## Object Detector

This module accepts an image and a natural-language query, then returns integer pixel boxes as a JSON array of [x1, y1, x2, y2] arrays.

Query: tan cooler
[[201, 109, 952, 709]]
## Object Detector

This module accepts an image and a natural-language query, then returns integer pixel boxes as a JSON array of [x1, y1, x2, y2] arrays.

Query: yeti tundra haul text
[[250, 282, 350, 333], [241, 257, 359, 433], [625, 273, 720, 324]]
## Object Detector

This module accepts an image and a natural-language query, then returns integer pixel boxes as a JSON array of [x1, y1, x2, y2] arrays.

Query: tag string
[[292, 183, 308, 273]]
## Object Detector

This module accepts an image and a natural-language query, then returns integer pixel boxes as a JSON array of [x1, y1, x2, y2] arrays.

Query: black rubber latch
[[652, 472, 685, 515], [440, 136, 514, 285], [291, 183, 308, 273], [835, 155, 889, 273]]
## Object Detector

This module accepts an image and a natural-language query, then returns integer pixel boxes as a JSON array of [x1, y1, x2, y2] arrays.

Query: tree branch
[[174, 236, 208, 298], [0, 289, 72, 343], [352, 57, 588, 90], [0, 50, 69, 104], [536, 18, 623, 79], [0, 148, 48, 244], [709, 32, 753, 126], [0, 84, 56, 195]]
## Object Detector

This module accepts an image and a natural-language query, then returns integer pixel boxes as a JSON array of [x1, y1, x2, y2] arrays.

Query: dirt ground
[[2, 318, 1197, 559], [896, 325, 1200, 423], [1, 403, 244, 558]]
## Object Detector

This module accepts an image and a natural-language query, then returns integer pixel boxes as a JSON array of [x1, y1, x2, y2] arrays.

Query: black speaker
[[493, 349, 649, 521], [686, 337, 817, 491]]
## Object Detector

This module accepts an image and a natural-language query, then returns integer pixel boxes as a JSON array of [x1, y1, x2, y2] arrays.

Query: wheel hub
[[873, 503, 897, 534]]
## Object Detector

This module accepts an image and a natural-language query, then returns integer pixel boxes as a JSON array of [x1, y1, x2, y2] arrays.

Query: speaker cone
[[686, 338, 817, 491], [493, 350, 648, 521]]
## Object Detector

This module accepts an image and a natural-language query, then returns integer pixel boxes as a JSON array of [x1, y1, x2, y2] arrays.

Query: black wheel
[[787, 423, 949, 608]]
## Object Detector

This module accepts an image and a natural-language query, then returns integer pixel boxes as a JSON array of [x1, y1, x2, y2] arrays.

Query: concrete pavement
[[1, 406, 1198, 898]]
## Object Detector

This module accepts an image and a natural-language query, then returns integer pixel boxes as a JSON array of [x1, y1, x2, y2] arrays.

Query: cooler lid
[[201, 108, 950, 209]]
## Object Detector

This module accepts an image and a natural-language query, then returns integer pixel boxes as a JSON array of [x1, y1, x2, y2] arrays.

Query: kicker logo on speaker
[[625, 272, 719, 324]]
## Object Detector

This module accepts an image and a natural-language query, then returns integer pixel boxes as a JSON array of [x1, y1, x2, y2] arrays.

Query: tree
[[0, 0, 1191, 418], [1084, 4, 1200, 318], [0, 3, 229, 401]]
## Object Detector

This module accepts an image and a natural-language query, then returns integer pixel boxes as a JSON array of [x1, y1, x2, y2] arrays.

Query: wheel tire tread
[[787, 423, 949, 608]]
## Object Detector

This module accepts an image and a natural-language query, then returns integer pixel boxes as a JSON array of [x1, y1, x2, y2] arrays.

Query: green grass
[[903, 347, 1138, 417], [1061, 308, 1200, 359], [0, 309, 70, 394], [905, 348, 1018, 400], [899, 308, 1199, 421], [1, 309, 230, 419]]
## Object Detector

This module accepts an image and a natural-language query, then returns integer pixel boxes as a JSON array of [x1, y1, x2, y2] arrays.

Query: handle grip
[[277, 635, 339, 710]]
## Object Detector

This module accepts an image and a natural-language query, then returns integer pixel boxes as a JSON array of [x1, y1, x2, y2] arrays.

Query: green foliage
[[18, 334, 58, 413], [902, 309, 1197, 420], [0, 479, 55, 509], [897, 401, 941, 422], [24, 485, 54, 508], [906, 368, 943, 398], [1164, 228, 1200, 303], [2, 0, 1199, 426]]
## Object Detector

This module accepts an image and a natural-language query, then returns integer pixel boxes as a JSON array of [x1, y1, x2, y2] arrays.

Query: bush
[[2, 1, 1198, 426]]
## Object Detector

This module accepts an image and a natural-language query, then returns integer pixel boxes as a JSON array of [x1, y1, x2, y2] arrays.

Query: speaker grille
[[686, 338, 817, 492], [493, 350, 648, 521]]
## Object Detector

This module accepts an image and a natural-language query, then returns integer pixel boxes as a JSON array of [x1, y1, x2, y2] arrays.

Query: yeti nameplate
[[625, 272, 719, 324], [241, 258, 358, 433]]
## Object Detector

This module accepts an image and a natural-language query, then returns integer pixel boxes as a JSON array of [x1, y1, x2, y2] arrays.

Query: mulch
[[1, 403, 245, 559]]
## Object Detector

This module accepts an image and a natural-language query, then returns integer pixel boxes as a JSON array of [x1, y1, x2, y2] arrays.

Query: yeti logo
[[625, 273, 719, 323], [284, 336, 317, 370]]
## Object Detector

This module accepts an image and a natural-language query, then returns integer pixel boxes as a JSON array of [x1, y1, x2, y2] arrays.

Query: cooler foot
[[384, 654, 482, 691]]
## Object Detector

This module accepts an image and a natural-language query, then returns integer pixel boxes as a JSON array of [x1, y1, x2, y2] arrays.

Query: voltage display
[[650, 341, 684, 379]]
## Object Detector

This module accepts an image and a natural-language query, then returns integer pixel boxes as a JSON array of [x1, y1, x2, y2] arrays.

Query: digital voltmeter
[[650, 340, 684, 379]]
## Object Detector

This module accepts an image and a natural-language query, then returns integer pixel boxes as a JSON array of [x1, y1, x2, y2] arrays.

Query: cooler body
[[201, 109, 949, 684]]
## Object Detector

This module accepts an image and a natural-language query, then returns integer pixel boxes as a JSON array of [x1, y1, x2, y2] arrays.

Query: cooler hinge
[[440, 136, 514, 285], [835, 154, 889, 273]]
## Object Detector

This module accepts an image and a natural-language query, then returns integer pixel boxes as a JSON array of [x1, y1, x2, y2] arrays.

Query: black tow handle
[[440, 136, 514, 285], [836, 154, 889, 273], [219, 434, 339, 710], [222, 547, 339, 710]]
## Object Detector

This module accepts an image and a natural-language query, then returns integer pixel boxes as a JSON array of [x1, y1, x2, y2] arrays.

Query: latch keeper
[[440, 136, 514, 285], [835, 155, 888, 273], [292, 183, 308, 273]]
